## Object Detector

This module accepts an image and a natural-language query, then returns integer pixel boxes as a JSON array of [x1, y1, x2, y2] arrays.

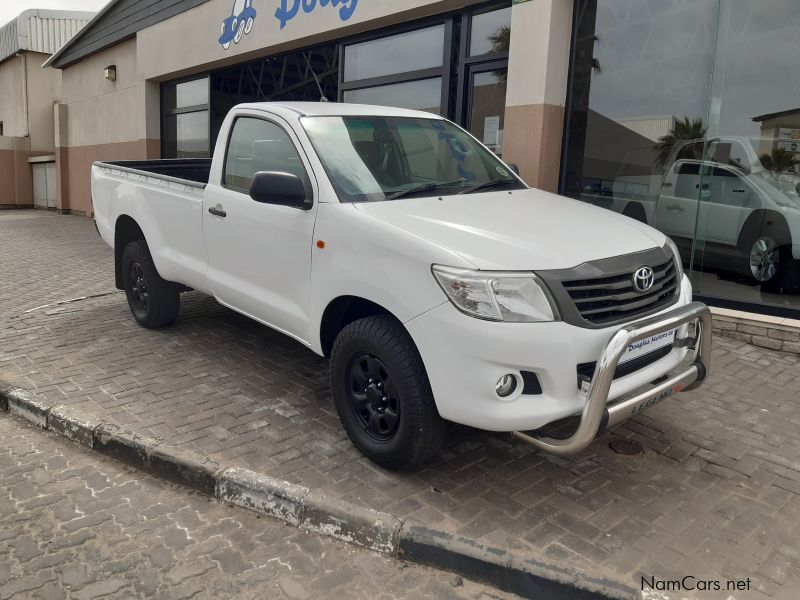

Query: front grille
[[562, 257, 678, 325]]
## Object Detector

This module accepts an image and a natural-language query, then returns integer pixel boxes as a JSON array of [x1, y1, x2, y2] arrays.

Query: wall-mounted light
[[104, 65, 117, 81]]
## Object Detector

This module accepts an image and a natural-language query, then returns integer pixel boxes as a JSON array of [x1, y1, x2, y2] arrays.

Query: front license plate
[[620, 329, 676, 364]]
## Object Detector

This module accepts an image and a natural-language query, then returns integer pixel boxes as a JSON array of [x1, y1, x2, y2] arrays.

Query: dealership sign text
[[275, 0, 358, 29]]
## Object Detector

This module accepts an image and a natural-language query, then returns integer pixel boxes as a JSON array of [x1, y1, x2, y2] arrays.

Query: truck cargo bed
[[94, 159, 212, 187]]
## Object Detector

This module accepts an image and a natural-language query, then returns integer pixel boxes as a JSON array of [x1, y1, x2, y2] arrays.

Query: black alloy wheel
[[346, 353, 401, 441], [129, 262, 150, 314]]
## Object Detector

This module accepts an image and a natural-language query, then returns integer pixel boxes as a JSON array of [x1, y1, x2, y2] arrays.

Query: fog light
[[496, 374, 517, 398]]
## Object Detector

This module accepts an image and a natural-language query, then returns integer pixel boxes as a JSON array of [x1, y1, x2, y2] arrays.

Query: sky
[[0, 0, 110, 27]]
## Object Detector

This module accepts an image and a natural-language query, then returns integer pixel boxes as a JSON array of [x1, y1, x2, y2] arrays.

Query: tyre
[[121, 240, 180, 329], [738, 213, 792, 293], [330, 315, 446, 470], [749, 235, 790, 294]]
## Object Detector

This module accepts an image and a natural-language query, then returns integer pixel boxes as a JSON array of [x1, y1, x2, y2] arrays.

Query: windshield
[[301, 116, 526, 202]]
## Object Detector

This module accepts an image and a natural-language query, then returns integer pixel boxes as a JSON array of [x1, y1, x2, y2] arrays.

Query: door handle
[[661, 182, 673, 188], [666, 204, 684, 212], [208, 205, 227, 218], [732, 189, 746, 193]]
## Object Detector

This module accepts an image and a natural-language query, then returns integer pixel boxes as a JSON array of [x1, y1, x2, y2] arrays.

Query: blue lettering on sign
[[275, 0, 358, 30]]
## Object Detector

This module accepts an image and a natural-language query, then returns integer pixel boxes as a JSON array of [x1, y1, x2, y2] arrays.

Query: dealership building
[[2, 0, 800, 319]]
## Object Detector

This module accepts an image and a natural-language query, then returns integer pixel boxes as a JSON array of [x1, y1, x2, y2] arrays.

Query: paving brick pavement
[[2, 210, 800, 598], [0, 413, 517, 599]]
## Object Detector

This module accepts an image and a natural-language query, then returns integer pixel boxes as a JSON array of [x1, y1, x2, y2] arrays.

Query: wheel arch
[[736, 209, 792, 250], [320, 296, 404, 359], [114, 215, 146, 290]]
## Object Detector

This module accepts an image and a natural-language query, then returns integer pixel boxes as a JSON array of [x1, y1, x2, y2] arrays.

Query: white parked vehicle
[[611, 136, 800, 291], [92, 103, 712, 470]]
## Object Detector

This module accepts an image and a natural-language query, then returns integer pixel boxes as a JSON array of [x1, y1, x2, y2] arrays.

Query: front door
[[203, 114, 318, 344]]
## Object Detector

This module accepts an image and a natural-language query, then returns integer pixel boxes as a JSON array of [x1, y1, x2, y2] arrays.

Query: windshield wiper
[[458, 180, 520, 195], [385, 179, 466, 200]]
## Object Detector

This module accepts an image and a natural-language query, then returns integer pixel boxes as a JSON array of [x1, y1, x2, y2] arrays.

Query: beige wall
[[503, 0, 572, 192], [26, 51, 63, 153], [0, 56, 26, 138], [0, 52, 63, 152], [0, 135, 33, 208], [59, 37, 158, 215], [62, 37, 140, 147]]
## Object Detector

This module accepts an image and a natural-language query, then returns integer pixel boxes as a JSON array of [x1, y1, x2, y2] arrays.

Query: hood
[[354, 188, 666, 271]]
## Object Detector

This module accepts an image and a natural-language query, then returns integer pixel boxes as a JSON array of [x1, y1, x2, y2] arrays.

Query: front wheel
[[122, 241, 180, 329], [747, 235, 790, 293], [330, 315, 446, 470]]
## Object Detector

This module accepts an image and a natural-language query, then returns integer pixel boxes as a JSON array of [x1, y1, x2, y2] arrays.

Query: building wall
[[59, 37, 156, 216], [0, 55, 27, 138], [26, 51, 63, 153], [503, 0, 573, 192], [136, 0, 487, 81], [0, 135, 33, 209], [0, 51, 62, 208]]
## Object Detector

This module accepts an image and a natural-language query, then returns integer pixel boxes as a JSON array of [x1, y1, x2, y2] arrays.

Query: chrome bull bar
[[513, 301, 712, 455]]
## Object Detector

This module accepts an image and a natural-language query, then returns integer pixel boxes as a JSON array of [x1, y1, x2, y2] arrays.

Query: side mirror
[[249, 171, 311, 209], [796, 182, 800, 196], [506, 163, 520, 176]]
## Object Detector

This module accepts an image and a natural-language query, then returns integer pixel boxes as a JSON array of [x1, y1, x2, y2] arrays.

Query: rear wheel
[[122, 241, 180, 329], [330, 315, 446, 470]]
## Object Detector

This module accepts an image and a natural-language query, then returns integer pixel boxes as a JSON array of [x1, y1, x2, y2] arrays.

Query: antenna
[[304, 52, 329, 102]]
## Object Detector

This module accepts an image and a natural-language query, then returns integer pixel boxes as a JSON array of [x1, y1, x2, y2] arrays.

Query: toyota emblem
[[633, 266, 655, 293]]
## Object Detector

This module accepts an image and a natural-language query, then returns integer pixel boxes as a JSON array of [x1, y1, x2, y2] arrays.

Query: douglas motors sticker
[[219, 0, 258, 50]]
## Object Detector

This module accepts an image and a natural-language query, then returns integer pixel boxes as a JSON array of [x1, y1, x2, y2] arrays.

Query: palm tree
[[655, 117, 707, 169], [488, 26, 510, 54], [488, 26, 510, 83], [760, 148, 796, 173]]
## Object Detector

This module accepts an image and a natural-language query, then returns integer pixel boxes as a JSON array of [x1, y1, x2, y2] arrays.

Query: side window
[[674, 162, 701, 200], [223, 117, 308, 194]]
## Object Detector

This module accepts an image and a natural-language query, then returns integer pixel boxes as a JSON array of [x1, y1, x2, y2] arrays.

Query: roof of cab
[[236, 102, 445, 120]]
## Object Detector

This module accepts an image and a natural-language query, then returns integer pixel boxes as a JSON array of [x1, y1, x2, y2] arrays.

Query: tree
[[655, 117, 707, 169], [760, 148, 796, 173], [488, 25, 510, 54], [488, 26, 511, 83]]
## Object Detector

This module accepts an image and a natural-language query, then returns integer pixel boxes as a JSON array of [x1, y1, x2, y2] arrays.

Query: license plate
[[620, 329, 676, 364]]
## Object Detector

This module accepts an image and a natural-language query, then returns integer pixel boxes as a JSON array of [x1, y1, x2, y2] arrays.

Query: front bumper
[[513, 300, 711, 455], [405, 276, 710, 445]]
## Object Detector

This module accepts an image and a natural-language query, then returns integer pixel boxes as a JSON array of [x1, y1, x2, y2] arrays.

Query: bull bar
[[513, 301, 712, 455]]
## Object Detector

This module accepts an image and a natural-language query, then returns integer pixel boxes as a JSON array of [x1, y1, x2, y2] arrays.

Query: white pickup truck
[[92, 102, 712, 470]]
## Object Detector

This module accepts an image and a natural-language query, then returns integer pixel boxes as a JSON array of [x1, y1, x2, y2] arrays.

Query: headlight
[[663, 237, 684, 281], [431, 266, 559, 322]]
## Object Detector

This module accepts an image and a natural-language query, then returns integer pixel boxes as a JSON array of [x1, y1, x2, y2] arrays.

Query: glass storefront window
[[343, 25, 445, 82], [162, 76, 210, 159], [562, 0, 800, 315], [343, 78, 443, 115], [469, 6, 511, 56], [164, 111, 210, 158], [468, 69, 508, 155], [693, 0, 800, 305]]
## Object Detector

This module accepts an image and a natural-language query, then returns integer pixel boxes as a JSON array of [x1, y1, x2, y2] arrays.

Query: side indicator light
[[316, 240, 326, 249]]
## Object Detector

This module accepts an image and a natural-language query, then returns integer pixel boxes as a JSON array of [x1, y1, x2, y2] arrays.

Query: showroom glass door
[[465, 63, 509, 157], [561, 0, 800, 317]]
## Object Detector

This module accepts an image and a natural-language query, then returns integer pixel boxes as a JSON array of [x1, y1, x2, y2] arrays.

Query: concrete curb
[[0, 384, 637, 600]]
